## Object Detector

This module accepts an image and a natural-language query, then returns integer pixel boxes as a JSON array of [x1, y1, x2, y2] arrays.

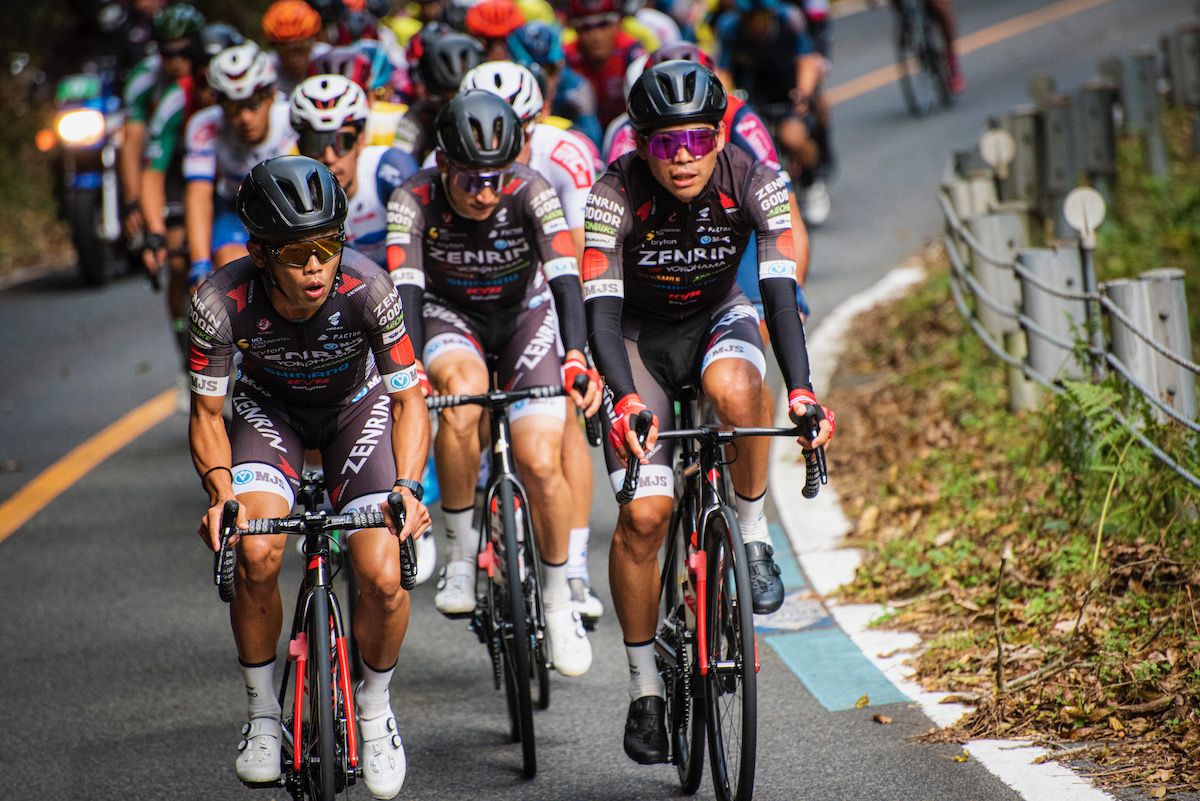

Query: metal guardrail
[[938, 21, 1200, 490]]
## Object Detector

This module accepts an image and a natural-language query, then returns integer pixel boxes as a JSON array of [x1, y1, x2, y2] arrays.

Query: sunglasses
[[265, 232, 345, 267], [449, 163, 516, 195], [645, 127, 719, 161], [160, 44, 191, 59], [298, 129, 359, 159], [574, 13, 619, 31], [220, 91, 269, 117]]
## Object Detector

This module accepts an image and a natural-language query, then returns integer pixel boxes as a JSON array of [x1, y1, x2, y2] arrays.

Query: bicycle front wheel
[[495, 479, 536, 778], [305, 592, 339, 800], [703, 506, 757, 801]]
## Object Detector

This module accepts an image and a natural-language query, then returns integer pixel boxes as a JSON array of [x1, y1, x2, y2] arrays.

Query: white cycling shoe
[[359, 709, 406, 800], [414, 534, 436, 585], [803, 179, 831, 227], [434, 559, 475, 616], [546, 607, 592, 676], [235, 716, 282, 785], [569, 577, 604, 622]]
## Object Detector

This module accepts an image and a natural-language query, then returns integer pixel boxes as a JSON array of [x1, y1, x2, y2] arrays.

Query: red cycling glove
[[788, 389, 836, 438], [415, 366, 430, 398], [563, 357, 600, 398], [609, 394, 658, 453]]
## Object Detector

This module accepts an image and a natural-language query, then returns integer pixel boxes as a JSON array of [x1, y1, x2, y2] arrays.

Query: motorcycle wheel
[[66, 187, 124, 286]]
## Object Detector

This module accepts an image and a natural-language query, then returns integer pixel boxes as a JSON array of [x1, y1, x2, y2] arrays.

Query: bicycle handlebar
[[214, 492, 415, 602], [615, 410, 655, 505], [425, 383, 565, 411]]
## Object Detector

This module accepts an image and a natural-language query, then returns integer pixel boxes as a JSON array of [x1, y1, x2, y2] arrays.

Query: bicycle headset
[[434, 89, 526, 168], [626, 61, 727, 133], [236, 155, 349, 244]]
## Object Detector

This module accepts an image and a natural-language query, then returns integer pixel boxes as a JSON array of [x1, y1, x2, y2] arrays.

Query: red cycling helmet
[[567, 0, 621, 20], [647, 42, 716, 71], [465, 0, 526, 39]]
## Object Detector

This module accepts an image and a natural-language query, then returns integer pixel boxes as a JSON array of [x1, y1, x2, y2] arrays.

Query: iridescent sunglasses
[[644, 127, 720, 161], [265, 231, 345, 267], [449, 163, 516, 195]]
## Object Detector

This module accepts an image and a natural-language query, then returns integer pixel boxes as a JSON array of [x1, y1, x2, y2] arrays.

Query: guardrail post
[[1041, 95, 1077, 241], [965, 211, 1024, 338], [1003, 107, 1043, 217], [1109, 270, 1199, 423], [1018, 248, 1087, 382], [1074, 82, 1118, 199], [1126, 50, 1169, 178]]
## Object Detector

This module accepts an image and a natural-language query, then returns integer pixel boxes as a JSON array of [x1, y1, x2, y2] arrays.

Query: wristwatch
[[392, 479, 424, 502]]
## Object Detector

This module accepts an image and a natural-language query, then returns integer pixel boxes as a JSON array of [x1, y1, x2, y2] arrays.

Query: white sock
[[736, 491, 769, 544], [442, 506, 476, 563], [625, 641, 665, 700], [566, 527, 590, 581], [541, 560, 570, 612], [356, 660, 396, 721], [240, 658, 282, 721]]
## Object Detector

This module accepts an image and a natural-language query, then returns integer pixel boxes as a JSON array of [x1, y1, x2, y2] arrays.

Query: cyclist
[[120, 3, 206, 249], [385, 90, 601, 675], [463, 0, 526, 60], [457, 60, 605, 621], [307, 43, 409, 145], [713, 0, 831, 225], [141, 22, 243, 411], [564, 0, 648, 130], [183, 42, 297, 289], [923, 0, 964, 93], [393, 32, 485, 163], [189, 155, 430, 799], [581, 61, 833, 762], [262, 0, 330, 97], [509, 20, 604, 148]]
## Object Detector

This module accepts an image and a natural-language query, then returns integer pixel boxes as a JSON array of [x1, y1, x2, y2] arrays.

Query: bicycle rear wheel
[[305, 592, 339, 801], [896, 7, 936, 116], [494, 479, 536, 778], [658, 507, 705, 794], [703, 506, 757, 801]]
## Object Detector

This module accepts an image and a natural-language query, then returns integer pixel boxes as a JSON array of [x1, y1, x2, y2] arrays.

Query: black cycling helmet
[[188, 23, 245, 67], [237, 156, 349, 244], [627, 61, 727, 133], [435, 89, 525, 168], [417, 33, 485, 94], [153, 3, 206, 42]]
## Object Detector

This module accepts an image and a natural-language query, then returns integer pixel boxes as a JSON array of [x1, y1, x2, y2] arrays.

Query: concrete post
[[1126, 50, 1169, 178], [1041, 95, 1077, 241], [1007, 106, 1042, 226], [1018, 248, 1087, 382], [965, 211, 1025, 338]]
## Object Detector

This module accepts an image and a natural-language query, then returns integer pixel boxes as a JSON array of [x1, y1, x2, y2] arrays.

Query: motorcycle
[[38, 60, 133, 286]]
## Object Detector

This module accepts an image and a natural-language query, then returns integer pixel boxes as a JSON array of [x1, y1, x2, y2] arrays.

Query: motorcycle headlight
[[56, 109, 106, 147]]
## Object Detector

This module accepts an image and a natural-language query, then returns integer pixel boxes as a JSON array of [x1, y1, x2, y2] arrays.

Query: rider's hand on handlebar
[[200, 497, 245, 552], [563, 354, 602, 417], [788, 389, 835, 450], [383, 485, 431, 542], [611, 394, 659, 464]]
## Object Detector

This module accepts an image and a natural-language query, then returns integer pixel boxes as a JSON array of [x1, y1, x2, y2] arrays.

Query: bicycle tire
[[896, 5, 935, 117], [306, 592, 339, 801], [703, 506, 757, 801], [659, 506, 705, 794], [496, 479, 537, 778], [922, 15, 954, 108]]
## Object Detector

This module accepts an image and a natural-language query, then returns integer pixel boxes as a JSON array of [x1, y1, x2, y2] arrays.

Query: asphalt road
[[1, 1, 1195, 799]]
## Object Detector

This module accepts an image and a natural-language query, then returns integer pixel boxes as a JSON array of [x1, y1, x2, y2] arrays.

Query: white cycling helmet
[[460, 61, 544, 126], [625, 53, 648, 100], [290, 74, 370, 132], [208, 43, 277, 101]]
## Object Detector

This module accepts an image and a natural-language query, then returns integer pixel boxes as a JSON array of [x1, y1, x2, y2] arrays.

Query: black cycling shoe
[[746, 541, 784, 614], [623, 696, 669, 765]]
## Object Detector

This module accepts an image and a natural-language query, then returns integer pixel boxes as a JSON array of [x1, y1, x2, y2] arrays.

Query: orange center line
[[825, 0, 1117, 106]]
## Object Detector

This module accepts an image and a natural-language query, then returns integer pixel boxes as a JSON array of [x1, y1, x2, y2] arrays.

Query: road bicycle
[[893, 0, 954, 117], [425, 373, 591, 778], [618, 392, 827, 801], [214, 473, 418, 801]]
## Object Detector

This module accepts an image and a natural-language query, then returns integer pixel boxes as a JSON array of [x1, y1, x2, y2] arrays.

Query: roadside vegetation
[[824, 112, 1200, 797]]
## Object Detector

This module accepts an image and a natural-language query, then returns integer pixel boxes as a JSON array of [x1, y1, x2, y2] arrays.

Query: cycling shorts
[[601, 291, 765, 499], [421, 298, 567, 423], [212, 198, 249, 256], [228, 378, 397, 513]]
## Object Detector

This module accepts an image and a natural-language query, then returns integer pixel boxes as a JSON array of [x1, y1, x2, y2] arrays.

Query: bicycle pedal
[[579, 614, 598, 632], [238, 776, 284, 789]]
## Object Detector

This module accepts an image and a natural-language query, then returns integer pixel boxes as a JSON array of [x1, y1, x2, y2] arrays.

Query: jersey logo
[[636, 200, 652, 221], [581, 249, 609, 281], [338, 274, 362, 294], [412, 184, 432, 204], [257, 318, 271, 332], [329, 312, 342, 327], [502, 177, 524, 195], [277, 455, 300, 480], [550, 140, 593, 190], [188, 346, 209, 372], [193, 120, 219, 145], [719, 191, 737, 210], [227, 283, 249, 313]]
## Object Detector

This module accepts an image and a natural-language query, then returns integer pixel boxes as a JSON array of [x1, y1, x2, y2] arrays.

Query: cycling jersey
[[144, 76, 198, 174], [384, 163, 587, 359], [183, 101, 298, 203], [551, 67, 603, 148], [188, 247, 418, 406], [582, 144, 812, 402], [345, 145, 420, 267], [715, 5, 815, 107], [392, 99, 438, 164], [123, 54, 173, 124], [564, 31, 647, 130]]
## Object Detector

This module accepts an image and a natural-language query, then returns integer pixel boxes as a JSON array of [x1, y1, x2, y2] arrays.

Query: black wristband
[[122, 199, 141, 216], [392, 479, 424, 502], [143, 232, 166, 253], [202, 465, 232, 489]]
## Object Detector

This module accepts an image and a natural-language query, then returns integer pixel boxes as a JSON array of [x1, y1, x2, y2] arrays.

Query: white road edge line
[[771, 260, 1112, 800]]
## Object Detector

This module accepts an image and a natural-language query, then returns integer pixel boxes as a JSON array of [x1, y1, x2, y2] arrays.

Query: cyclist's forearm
[[549, 274, 589, 354], [186, 180, 214, 266], [761, 278, 813, 392], [119, 122, 145, 205], [389, 390, 430, 484], [140, 170, 168, 235], [586, 295, 637, 401], [190, 393, 235, 502], [796, 54, 822, 98]]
